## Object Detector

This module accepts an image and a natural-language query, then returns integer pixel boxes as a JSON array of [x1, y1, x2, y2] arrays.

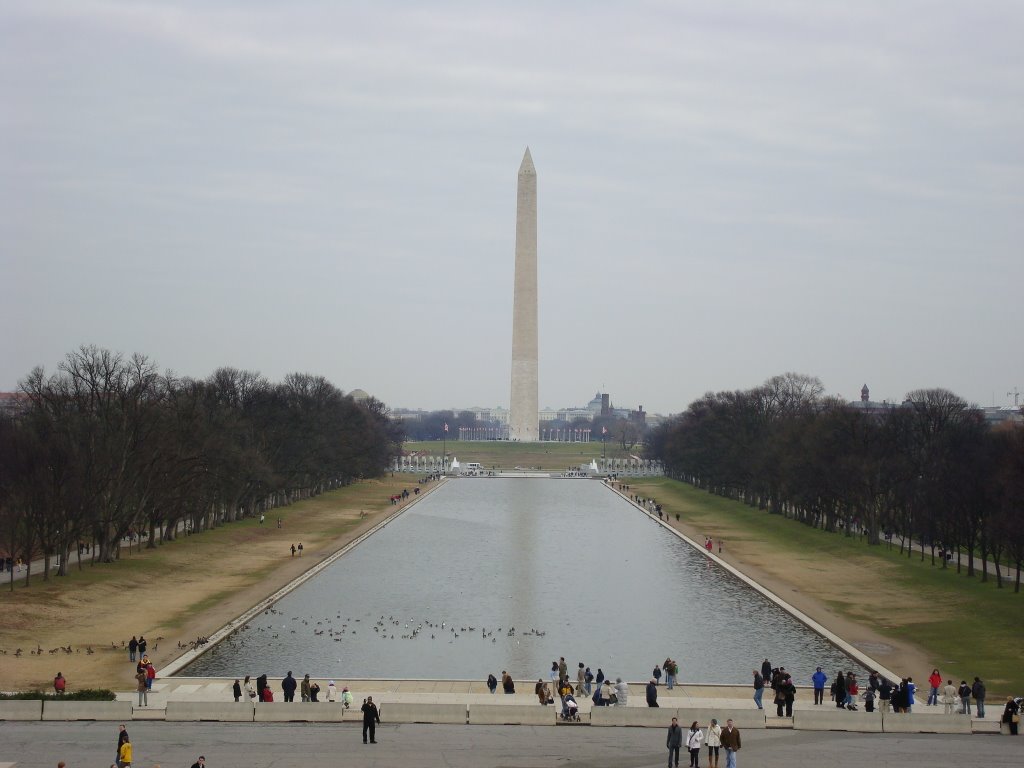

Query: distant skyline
[[2, 1, 1021, 415]]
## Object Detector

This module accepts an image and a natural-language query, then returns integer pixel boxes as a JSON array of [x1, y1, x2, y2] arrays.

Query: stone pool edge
[[161, 479, 449, 678], [607, 483, 902, 683]]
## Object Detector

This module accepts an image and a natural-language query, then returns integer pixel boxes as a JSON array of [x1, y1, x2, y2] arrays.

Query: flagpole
[[443, 424, 447, 474]]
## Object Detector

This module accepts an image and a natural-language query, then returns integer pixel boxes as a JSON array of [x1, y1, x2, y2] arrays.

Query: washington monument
[[509, 148, 539, 442]]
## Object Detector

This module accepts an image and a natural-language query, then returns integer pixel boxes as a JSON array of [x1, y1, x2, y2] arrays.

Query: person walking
[[576, 663, 586, 696], [558, 657, 568, 681], [719, 719, 741, 768], [811, 667, 827, 706], [135, 669, 148, 707], [666, 716, 683, 768], [487, 673, 498, 694], [282, 671, 297, 702], [972, 677, 986, 718], [117, 736, 131, 768], [502, 671, 515, 694], [653, 664, 662, 686], [584, 666, 594, 695], [232, 679, 242, 703], [115, 724, 130, 768], [137, 636, 147, 657], [1001, 696, 1019, 736], [927, 668, 942, 706], [751, 670, 764, 710], [647, 679, 659, 707], [361, 696, 380, 743], [706, 718, 722, 768], [128, 637, 138, 662], [685, 721, 704, 768]]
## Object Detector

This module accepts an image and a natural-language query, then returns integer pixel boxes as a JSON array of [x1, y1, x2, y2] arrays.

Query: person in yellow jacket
[[118, 737, 132, 768]]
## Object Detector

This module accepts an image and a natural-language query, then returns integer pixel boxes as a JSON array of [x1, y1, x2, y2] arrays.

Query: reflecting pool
[[185, 479, 865, 683]]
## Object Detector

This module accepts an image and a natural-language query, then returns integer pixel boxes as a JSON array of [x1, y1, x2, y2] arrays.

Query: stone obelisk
[[509, 148, 539, 442]]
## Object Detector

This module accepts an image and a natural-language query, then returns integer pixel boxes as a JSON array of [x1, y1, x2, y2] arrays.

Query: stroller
[[560, 694, 581, 721]]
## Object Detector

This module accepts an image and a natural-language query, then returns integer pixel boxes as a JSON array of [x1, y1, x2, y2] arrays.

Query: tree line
[[0, 346, 403, 587], [647, 373, 1024, 591]]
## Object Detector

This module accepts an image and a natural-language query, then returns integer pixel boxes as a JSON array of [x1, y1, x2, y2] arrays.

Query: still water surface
[[185, 479, 863, 683]]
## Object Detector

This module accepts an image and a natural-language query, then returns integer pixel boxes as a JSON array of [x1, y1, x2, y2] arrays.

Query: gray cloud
[[2, 0, 1022, 413]]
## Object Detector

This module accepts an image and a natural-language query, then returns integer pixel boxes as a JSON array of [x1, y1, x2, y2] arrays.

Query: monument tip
[[519, 147, 535, 174]]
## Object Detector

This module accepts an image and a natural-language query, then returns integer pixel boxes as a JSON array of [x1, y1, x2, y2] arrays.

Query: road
[[1, 722, 1020, 768]]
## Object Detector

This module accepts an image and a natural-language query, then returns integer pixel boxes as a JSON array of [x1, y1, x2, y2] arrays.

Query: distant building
[[0, 392, 28, 416], [848, 384, 900, 417]]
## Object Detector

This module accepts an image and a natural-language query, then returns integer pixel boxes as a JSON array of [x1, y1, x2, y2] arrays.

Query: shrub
[[0, 689, 117, 701]]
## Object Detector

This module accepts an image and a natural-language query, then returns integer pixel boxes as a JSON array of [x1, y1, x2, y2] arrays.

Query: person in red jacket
[[53, 672, 66, 695], [261, 686, 274, 702], [927, 669, 943, 706]]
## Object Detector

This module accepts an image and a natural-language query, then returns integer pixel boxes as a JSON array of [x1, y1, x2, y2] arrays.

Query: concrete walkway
[[114, 677, 999, 733], [2, 720, 1020, 768]]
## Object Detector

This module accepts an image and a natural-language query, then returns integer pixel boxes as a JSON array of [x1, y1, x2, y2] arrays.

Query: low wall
[[590, 706, 678, 727], [41, 701, 133, 721], [794, 709, 882, 732], [253, 703, 346, 722], [469, 704, 555, 726], [381, 703, 468, 724], [167, 701, 255, 722], [0, 700, 43, 721], [881, 713, 973, 734]]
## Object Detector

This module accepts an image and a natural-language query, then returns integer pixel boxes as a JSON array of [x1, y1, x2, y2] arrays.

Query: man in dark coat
[[361, 695, 380, 743], [760, 659, 772, 683], [666, 716, 683, 768], [256, 673, 268, 702], [646, 679, 659, 707], [282, 671, 297, 703], [115, 723, 130, 765], [834, 672, 847, 709]]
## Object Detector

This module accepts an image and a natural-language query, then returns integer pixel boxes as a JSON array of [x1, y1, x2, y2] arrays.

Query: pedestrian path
[[118, 676, 993, 725]]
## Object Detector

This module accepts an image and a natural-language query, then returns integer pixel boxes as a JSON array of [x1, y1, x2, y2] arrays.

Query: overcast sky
[[2, 1, 1022, 415]]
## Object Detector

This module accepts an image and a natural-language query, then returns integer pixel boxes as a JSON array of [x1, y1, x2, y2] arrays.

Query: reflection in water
[[185, 480, 864, 683]]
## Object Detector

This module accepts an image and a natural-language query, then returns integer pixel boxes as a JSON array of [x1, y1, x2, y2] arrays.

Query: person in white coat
[[686, 721, 705, 768], [615, 678, 629, 706], [705, 718, 722, 768], [327, 681, 338, 702]]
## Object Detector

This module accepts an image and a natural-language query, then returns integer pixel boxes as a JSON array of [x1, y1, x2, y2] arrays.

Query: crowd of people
[[231, 671, 355, 708]]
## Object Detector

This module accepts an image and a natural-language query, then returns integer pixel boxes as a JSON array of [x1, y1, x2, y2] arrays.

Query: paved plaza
[[2, 721, 1021, 768]]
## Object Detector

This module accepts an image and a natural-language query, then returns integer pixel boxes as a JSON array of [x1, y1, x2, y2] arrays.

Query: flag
[[443, 423, 449, 432]]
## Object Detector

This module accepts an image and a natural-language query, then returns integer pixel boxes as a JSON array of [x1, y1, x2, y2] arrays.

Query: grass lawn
[[402, 439, 641, 470], [627, 476, 1024, 696]]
